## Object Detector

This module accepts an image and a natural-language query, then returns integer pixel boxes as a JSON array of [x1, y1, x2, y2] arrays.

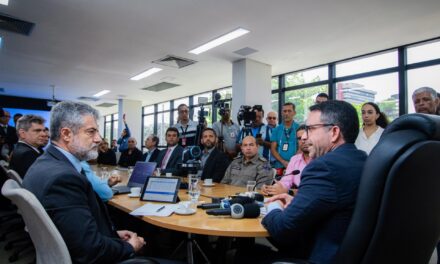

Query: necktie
[[161, 148, 172, 170]]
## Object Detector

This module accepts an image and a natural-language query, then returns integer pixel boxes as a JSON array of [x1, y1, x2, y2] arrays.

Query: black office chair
[[335, 113, 440, 263]]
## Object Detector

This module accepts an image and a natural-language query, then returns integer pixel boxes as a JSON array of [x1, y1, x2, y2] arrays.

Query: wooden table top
[[101, 165, 269, 237]]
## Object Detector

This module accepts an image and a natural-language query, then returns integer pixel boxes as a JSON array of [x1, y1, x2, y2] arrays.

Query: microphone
[[197, 196, 255, 209], [274, 170, 300, 181], [206, 203, 261, 219]]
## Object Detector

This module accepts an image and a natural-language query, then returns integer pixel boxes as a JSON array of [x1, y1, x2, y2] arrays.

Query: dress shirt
[[279, 153, 310, 189], [355, 126, 384, 155], [161, 145, 177, 169], [53, 145, 82, 173], [144, 148, 157, 162], [200, 147, 215, 169], [80, 161, 113, 202]]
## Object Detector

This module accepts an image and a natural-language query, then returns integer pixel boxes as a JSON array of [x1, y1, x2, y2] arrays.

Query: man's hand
[[261, 182, 288, 196], [117, 230, 145, 252], [107, 174, 121, 187], [281, 160, 289, 168], [267, 193, 294, 208], [123, 113, 126, 123]]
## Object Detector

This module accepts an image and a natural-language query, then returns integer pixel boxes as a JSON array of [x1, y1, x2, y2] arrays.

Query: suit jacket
[[9, 142, 42, 178], [262, 143, 367, 264], [117, 148, 143, 167], [156, 145, 184, 176], [142, 148, 160, 163], [201, 148, 230, 183], [0, 125, 18, 154], [22, 145, 133, 264]]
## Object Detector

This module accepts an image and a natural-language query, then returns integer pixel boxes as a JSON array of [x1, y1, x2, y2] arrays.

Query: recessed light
[[130, 67, 162, 81], [0, 0, 9, 6], [189, 28, 250, 55], [93, 90, 110, 97]]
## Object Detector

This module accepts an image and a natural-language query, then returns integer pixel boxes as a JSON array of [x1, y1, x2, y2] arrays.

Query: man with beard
[[23, 101, 146, 263], [261, 125, 312, 195], [262, 101, 367, 263], [199, 128, 230, 183]]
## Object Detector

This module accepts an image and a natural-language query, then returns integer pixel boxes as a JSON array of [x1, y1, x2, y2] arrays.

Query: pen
[[156, 206, 165, 212]]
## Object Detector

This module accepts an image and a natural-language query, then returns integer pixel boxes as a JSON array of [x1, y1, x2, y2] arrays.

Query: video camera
[[213, 93, 231, 117], [237, 104, 262, 127]]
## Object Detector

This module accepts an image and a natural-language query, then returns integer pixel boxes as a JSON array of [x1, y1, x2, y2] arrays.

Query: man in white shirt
[[173, 104, 198, 147]]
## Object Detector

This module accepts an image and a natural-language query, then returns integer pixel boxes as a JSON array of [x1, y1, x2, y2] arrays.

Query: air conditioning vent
[[152, 55, 196, 69], [234, 47, 258, 56], [96, 103, 117, 107], [0, 13, 35, 36], [141, 82, 180, 92], [78, 96, 99, 102]]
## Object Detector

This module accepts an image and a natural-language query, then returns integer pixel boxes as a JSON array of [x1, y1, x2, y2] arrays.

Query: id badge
[[230, 132, 236, 138], [282, 143, 289, 151], [182, 138, 187, 146]]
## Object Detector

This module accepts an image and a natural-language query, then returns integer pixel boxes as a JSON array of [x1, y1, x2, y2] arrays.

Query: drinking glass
[[188, 175, 200, 203], [246, 180, 256, 193], [100, 167, 109, 180]]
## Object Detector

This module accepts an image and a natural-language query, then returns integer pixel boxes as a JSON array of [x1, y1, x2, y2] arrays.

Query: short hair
[[13, 113, 23, 119], [202, 127, 217, 137], [316, 93, 329, 99], [297, 124, 306, 132], [283, 102, 296, 111], [50, 101, 100, 141], [166, 127, 179, 137], [309, 100, 359, 143], [412, 87, 437, 101], [149, 134, 160, 147], [177, 104, 189, 112], [16, 115, 46, 131]]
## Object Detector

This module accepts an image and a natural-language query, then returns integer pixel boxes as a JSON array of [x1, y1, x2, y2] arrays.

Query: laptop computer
[[112, 161, 157, 194]]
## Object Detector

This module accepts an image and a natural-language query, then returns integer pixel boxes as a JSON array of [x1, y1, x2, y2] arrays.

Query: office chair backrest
[[1, 179, 72, 264], [7, 169, 23, 186], [336, 113, 440, 264]]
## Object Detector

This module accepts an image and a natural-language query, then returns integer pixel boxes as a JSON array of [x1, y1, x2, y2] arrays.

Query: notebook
[[112, 161, 157, 194]]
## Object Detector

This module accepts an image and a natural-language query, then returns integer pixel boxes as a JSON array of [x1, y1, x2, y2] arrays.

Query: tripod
[[171, 233, 210, 264]]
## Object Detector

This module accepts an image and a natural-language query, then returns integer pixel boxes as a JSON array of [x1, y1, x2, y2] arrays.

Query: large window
[[407, 65, 440, 113], [286, 85, 329, 124], [157, 112, 170, 148], [335, 50, 398, 77], [285, 66, 328, 87], [103, 113, 118, 143], [407, 39, 440, 64]]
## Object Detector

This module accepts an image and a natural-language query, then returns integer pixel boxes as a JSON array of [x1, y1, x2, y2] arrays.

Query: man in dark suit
[[22, 101, 145, 263], [262, 100, 368, 264], [118, 137, 143, 167], [199, 128, 230, 183], [156, 127, 184, 176], [0, 110, 18, 155], [142, 134, 160, 162], [9, 115, 47, 177]]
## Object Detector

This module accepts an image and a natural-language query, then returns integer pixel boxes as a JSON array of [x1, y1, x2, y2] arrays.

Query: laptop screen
[[127, 161, 157, 187]]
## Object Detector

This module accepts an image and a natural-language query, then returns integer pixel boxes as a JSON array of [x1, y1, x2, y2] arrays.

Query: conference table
[[104, 166, 269, 237], [96, 165, 269, 263]]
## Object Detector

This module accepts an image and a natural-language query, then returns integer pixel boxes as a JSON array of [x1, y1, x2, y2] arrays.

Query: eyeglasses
[[267, 117, 277, 120], [304, 123, 334, 137]]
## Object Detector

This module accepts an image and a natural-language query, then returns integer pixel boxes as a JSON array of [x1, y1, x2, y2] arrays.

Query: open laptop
[[112, 161, 157, 195]]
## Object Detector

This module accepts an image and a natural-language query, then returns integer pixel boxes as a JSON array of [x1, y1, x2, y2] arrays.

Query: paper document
[[130, 203, 179, 217]]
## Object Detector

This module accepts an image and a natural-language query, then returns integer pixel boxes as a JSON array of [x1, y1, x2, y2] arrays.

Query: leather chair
[[1, 179, 72, 264], [335, 113, 440, 263]]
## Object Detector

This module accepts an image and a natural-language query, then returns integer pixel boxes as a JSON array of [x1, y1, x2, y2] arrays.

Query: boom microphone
[[274, 170, 300, 181], [206, 203, 261, 219]]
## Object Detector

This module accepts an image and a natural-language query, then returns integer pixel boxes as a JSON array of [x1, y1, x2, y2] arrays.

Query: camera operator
[[173, 104, 198, 147], [212, 108, 240, 160], [236, 106, 272, 161]]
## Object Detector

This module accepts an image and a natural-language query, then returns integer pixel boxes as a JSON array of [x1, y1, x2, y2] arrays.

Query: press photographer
[[212, 93, 240, 159], [236, 105, 272, 160]]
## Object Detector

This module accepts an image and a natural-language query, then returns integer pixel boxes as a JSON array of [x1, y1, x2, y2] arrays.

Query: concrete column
[[118, 99, 142, 149], [231, 59, 272, 123]]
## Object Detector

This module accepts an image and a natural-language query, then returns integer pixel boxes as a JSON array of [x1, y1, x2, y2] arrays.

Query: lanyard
[[283, 126, 292, 140], [180, 125, 188, 139]]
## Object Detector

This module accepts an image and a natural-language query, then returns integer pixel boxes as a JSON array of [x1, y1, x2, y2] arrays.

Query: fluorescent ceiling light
[[130, 67, 162, 81], [189, 28, 250, 55], [0, 0, 9, 6], [93, 90, 110, 97]]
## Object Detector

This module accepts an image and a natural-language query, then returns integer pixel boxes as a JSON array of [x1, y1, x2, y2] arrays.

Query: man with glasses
[[10, 114, 46, 177], [173, 104, 198, 147], [261, 125, 311, 195], [270, 103, 299, 174], [262, 100, 367, 264]]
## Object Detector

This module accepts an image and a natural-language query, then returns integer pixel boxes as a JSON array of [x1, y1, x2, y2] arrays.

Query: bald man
[[118, 137, 143, 167], [222, 136, 272, 188]]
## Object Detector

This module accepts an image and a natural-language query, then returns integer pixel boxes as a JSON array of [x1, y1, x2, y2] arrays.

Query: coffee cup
[[166, 172, 172, 177], [130, 187, 141, 196], [204, 179, 213, 185]]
